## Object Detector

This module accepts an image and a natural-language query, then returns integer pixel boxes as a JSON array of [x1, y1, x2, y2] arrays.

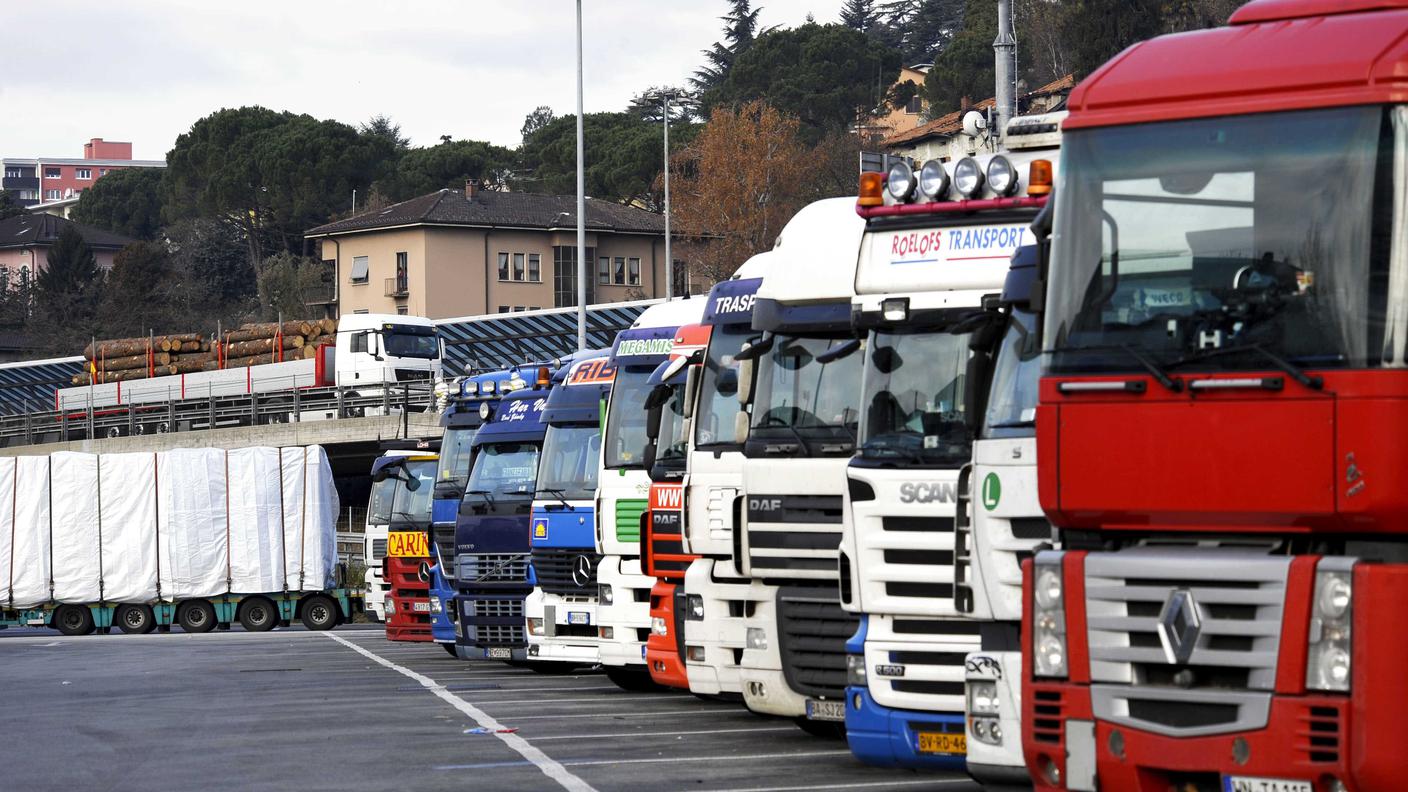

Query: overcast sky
[[4, 1, 838, 160]]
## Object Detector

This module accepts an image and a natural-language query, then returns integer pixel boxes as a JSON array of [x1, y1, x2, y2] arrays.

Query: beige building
[[305, 183, 678, 319], [859, 64, 932, 139], [881, 74, 1074, 163]]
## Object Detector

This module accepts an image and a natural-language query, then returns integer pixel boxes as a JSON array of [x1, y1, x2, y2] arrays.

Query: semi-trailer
[[0, 445, 350, 634], [731, 198, 866, 734], [1022, 2, 1408, 788], [525, 352, 614, 668], [840, 113, 1061, 774]]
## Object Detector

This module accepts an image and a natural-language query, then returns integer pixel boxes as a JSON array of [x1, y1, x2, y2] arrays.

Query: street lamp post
[[575, 0, 587, 350], [653, 89, 691, 299]]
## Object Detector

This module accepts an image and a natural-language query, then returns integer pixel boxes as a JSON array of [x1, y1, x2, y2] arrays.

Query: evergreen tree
[[98, 242, 183, 337], [691, 0, 771, 94], [33, 226, 103, 353], [922, 0, 994, 112], [840, 0, 880, 34], [0, 190, 27, 221]]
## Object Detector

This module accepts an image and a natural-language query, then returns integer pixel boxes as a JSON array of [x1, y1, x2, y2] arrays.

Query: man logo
[[571, 555, 595, 587]]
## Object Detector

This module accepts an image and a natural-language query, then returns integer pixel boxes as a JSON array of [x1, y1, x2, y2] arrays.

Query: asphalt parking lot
[[0, 624, 980, 792]]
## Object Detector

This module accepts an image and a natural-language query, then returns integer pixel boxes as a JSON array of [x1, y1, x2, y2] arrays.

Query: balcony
[[384, 276, 409, 298], [1, 176, 38, 190]]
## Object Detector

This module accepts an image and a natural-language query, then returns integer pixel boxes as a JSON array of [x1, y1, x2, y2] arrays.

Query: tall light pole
[[575, 0, 587, 350], [654, 89, 690, 299]]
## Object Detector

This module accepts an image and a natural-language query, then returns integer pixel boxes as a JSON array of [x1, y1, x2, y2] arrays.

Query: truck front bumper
[[525, 588, 600, 665], [845, 685, 967, 769], [681, 558, 754, 696], [596, 555, 650, 668], [646, 580, 689, 689]]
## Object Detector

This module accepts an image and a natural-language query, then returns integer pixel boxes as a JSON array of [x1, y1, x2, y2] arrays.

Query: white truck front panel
[[526, 588, 600, 664], [682, 557, 757, 696], [596, 555, 652, 667], [738, 457, 848, 581], [736, 590, 806, 718], [843, 465, 961, 617], [862, 613, 977, 714], [966, 437, 1044, 622]]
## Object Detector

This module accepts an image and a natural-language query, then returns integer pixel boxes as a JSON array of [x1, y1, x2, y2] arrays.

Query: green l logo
[[981, 472, 1001, 511]]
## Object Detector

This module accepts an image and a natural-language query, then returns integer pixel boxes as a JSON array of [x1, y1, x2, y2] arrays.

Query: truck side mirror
[[737, 358, 756, 407], [642, 441, 657, 471], [645, 400, 664, 442], [964, 347, 992, 435], [733, 410, 750, 445], [683, 364, 700, 420]]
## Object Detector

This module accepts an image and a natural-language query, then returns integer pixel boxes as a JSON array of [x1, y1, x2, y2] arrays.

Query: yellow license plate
[[916, 732, 966, 755], [387, 531, 429, 558]]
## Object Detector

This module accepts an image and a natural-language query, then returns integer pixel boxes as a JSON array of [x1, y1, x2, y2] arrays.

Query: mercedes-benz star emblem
[[571, 555, 594, 587], [417, 561, 431, 583], [1157, 589, 1202, 665]]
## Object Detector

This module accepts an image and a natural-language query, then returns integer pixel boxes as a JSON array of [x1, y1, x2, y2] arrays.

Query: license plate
[[806, 699, 845, 722], [567, 611, 590, 625], [484, 647, 511, 659], [412, 601, 431, 612], [917, 731, 966, 755], [1223, 776, 1313, 792]]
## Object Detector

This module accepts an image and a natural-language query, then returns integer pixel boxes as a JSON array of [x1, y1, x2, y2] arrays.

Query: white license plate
[[412, 601, 431, 612], [806, 699, 846, 722], [484, 647, 512, 659], [1223, 776, 1313, 792], [567, 611, 590, 625]]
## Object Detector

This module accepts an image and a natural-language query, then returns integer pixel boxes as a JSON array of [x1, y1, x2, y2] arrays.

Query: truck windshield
[[368, 476, 397, 525], [982, 309, 1041, 440], [694, 324, 750, 448], [655, 382, 690, 466], [858, 327, 971, 466], [751, 334, 861, 455], [382, 327, 440, 359], [1046, 106, 1396, 373], [604, 367, 654, 469], [438, 427, 476, 486], [466, 443, 540, 499], [538, 424, 601, 500], [392, 459, 438, 525]]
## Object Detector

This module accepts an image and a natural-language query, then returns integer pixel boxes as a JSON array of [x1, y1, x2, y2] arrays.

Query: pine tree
[[691, 0, 771, 93], [840, 0, 879, 34], [33, 225, 103, 354]]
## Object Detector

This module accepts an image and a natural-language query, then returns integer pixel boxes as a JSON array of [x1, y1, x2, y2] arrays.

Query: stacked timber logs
[[70, 319, 337, 385]]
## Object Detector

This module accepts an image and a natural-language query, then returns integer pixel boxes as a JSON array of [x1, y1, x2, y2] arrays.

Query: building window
[[18, 266, 29, 292], [353, 308, 369, 315], [672, 259, 689, 296], [528, 306, 541, 311], [350, 255, 370, 284], [43, 167, 60, 179], [513, 306, 525, 312], [44, 190, 60, 201], [527, 253, 541, 283], [905, 95, 922, 114], [553, 246, 596, 308], [612, 256, 626, 285], [597, 256, 611, 285], [512, 253, 525, 281], [627, 257, 641, 286], [99, 168, 108, 176], [3, 169, 18, 178], [76, 168, 92, 180], [396, 305, 409, 315], [498, 252, 510, 281], [394, 251, 408, 292], [497, 305, 510, 313]]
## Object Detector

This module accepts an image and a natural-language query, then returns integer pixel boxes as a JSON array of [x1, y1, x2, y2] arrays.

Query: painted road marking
[[434, 749, 853, 771], [323, 631, 597, 792], [528, 725, 797, 741], [701, 780, 972, 792]]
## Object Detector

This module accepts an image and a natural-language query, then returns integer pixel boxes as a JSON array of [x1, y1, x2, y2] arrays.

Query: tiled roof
[[882, 74, 1076, 148], [0, 213, 135, 251], [306, 189, 667, 237]]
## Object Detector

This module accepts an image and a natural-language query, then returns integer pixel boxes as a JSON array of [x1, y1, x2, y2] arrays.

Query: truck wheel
[[793, 717, 846, 739], [115, 604, 156, 634], [54, 605, 95, 636], [604, 667, 662, 692], [442, 643, 460, 658], [177, 600, 217, 633], [300, 595, 339, 630], [238, 598, 278, 632]]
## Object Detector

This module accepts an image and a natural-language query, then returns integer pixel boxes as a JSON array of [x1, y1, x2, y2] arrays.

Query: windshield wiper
[[1168, 343, 1324, 391], [464, 489, 497, 508], [861, 442, 926, 465], [534, 488, 573, 509], [759, 420, 812, 456], [1117, 344, 1182, 392]]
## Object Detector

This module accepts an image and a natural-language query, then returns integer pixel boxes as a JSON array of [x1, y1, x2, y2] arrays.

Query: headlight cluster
[[846, 654, 867, 687], [967, 679, 1003, 746], [1032, 555, 1068, 678], [745, 627, 768, 651], [429, 596, 443, 615], [384, 596, 395, 617], [884, 155, 1029, 204], [651, 616, 668, 636], [685, 594, 705, 621], [527, 617, 545, 636], [598, 584, 614, 605], [1307, 560, 1354, 692]]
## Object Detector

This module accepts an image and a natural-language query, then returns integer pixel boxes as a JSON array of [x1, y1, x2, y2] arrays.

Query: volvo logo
[[571, 555, 595, 587], [1157, 589, 1202, 665]]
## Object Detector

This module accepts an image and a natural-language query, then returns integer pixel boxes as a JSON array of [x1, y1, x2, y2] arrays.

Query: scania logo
[[1157, 589, 1202, 665], [898, 482, 956, 504], [571, 555, 595, 587]]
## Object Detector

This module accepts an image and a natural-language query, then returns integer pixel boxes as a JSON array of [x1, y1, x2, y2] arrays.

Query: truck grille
[[1084, 549, 1290, 737], [461, 596, 526, 647], [370, 538, 387, 560], [615, 498, 648, 543], [394, 368, 432, 382], [775, 584, 858, 700], [433, 525, 456, 580], [746, 495, 843, 580], [457, 553, 529, 585], [647, 509, 692, 579], [532, 548, 602, 595]]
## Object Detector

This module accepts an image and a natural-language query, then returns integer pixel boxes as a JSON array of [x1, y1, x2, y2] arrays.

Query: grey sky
[[3, 1, 837, 160]]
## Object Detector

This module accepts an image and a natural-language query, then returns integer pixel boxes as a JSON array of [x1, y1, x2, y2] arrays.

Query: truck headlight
[[651, 616, 668, 636], [1031, 554, 1067, 678], [967, 680, 999, 715], [846, 654, 867, 687], [746, 627, 768, 651], [685, 594, 704, 621], [384, 596, 395, 617], [527, 617, 545, 636], [429, 597, 443, 615], [598, 626, 614, 640], [1307, 560, 1355, 692], [598, 584, 614, 605]]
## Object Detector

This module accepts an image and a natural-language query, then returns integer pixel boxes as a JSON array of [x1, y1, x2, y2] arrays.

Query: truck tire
[[177, 600, 217, 633], [604, 667, 662, 692], [54, 605, 95, 636], [238, 598, 278, 632], [300, 595, 339, 630], [115, 604, 156, 634]]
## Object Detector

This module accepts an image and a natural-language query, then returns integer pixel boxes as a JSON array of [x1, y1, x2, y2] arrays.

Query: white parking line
[[697, 780, 972, 792], [527, 725, 796, 741], [323, 632, 597, 792], [507, 707, 741, 721], [435, 749, 853, 771]]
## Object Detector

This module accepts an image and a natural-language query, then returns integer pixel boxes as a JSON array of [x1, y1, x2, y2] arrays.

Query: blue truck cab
[[525, 352, 614, 666], [428, 370, 519, 652], [454, 369, 554, 661]]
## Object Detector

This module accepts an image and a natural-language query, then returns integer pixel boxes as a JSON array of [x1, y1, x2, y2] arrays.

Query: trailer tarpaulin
[[280, 446, 339, 591], [228, 447, 285, 593], [9, 456, 52, 608], [158, 448, 231, 599], [50, 452, 102, 603], [100, 453, 159, 603]]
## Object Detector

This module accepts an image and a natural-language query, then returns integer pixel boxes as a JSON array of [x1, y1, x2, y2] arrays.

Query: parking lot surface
[[0, 625, 980, 792]]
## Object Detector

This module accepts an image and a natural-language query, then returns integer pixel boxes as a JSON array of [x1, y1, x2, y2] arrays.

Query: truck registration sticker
[[1223, 777, 1312, 792], [387, 531, 428, 558]]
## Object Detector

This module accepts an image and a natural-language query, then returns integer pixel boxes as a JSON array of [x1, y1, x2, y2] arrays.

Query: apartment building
[[2, 138, 166, 207]]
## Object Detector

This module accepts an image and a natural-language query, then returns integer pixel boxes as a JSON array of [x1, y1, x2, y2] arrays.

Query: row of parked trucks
[[369, 4, 1401, 788]]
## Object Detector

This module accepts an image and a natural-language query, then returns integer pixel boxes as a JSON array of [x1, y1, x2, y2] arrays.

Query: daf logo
[[898, 482, 956, 504], [750, 498, 783, 512], [1157, 589, 1203, 665], [571, 555, 595, 587]]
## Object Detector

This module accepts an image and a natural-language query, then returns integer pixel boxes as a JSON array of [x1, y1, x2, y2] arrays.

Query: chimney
[[960, 96, 972, 112], [465, 179, 477, 200]]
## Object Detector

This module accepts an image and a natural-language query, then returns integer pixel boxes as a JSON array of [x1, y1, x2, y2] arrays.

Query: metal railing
[[385, 276, 409, 298]]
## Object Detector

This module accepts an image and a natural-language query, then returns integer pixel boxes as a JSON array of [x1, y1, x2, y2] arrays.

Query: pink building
[[0, 214, 134, 287], [2, 138, 165, 207]]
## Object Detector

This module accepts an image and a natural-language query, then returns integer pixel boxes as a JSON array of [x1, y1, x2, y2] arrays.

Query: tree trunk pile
[[71, 319, 335, 385]]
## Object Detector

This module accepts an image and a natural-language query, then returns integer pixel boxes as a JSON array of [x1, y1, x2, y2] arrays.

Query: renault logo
[[571, 555, 594, 587], [1157, 589, 1202, 665]]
